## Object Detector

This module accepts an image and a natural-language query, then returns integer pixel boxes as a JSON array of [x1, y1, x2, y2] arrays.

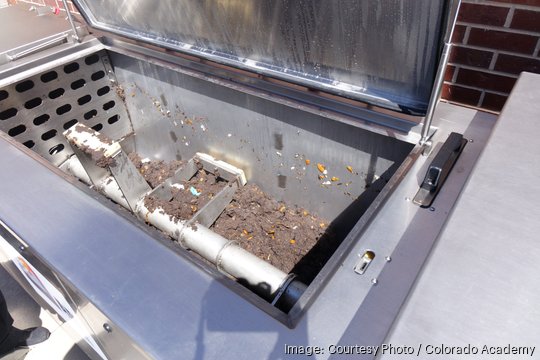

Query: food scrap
[[305, 159, 311, 165], [331, 176, 339, 182], [317, 163, 326, 173], [346, 165, 353, 173], [190, 186, 201, 197]]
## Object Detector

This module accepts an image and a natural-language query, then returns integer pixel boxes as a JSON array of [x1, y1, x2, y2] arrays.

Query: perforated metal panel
[[0, 50, 132, 165]]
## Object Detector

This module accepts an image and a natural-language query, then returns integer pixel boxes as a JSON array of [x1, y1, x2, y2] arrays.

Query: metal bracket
[[413, 132, 467, 207], [100, 53, 118, 85], [63, 123, 151, 212]]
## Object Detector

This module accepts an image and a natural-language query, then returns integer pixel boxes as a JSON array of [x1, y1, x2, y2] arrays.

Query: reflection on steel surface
[[73, 0, 446, 114]]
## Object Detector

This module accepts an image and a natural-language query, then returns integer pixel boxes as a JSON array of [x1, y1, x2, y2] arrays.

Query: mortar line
[[477, 91, 486, 108], [503, 6, 515, 28]]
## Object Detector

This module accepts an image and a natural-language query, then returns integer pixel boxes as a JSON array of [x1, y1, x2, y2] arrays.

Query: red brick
[[43, 0, 56, 7], [511, 9, 540, 33], [442, 84, 482, 107], [449, 46, 494, 68], [458, 3, 509, 26], [452, 25, 467, 44], [445, 65, 456, 82], [491, 0, 540, 5], [495, 54, 540, 75], [482, 92, 508, 112], [456, 68, 516, 93], [467, 28, 538, 55]]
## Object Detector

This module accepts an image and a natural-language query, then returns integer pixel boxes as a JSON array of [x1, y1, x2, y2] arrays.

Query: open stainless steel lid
[[72, 0, 453, 116]]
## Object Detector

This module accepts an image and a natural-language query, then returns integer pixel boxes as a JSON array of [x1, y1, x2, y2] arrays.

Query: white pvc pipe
[[63, 156, 291, 298], [62, 156, 129, 208], [61, 155, 91, 184], [136, 204, 288, 296]]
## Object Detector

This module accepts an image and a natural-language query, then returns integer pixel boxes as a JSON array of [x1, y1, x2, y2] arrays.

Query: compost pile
[[129, 151, 337, 283], [128, 152, 184, 188], [144, 169, 226, 221], [213, 184, 336, 282]]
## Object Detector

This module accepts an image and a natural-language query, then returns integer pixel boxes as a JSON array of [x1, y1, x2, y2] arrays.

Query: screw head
[[18, 245, 25, 251], [371, 278, 378, 285], [429, 207, 435, 212], [103, 323, 112, 333], [385, 256, 392, 262]]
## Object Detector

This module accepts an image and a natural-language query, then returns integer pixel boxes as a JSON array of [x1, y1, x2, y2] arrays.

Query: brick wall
[[17, 0, 79, 13], [444, 0, 540, 112]]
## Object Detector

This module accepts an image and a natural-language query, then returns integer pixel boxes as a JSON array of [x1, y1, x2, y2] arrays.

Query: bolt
[[429, 207, 435, 212], [371, 278, 378, 285], [18, 245, 25, 251], [385, 256, 392, 262], [103, 323, 112, 333]]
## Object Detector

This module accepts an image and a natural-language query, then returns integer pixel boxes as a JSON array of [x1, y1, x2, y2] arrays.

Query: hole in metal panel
[[71, 79, 86, 90], [23, 140, 35, 149], [24, 97, 42, 109], [48, 144, 64, 155], [0, 108, 17, 120], [78, 94, 92, 105], [107, 115, 119, 124], [91, 71, 105, 81], [40, 71, 58, 83], [63, 119, 78, 129], [353, 250, 376, 275], [64, 62, 80, 74], [103, 100, 115, 111], [0, 90, 7, 101], [8, 124, 26, 137], [85, 54, 100, 65], [56, 104, 72, 115], [41, 129, 57, 141], [92, 123, 103, 131], [15, 80, 34, 93], [97, 86, 110, 96], [84, 109, 97, 120], [49, 88, 65, 99], [33, 114, 50, 126]]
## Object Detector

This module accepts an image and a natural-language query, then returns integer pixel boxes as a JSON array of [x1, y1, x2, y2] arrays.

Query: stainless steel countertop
[[382, 73, 540, 359], [0, 4, 72, 65]]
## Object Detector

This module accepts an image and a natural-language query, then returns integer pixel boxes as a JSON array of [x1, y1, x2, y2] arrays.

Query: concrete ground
[[0, 266, 90, 360]]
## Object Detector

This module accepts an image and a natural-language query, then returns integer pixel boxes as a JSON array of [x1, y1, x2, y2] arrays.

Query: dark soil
[[129, 152, 184, 188], [212, 184, 336, 284], [128, 151, 338, 284], [144, 170, 227, 221]]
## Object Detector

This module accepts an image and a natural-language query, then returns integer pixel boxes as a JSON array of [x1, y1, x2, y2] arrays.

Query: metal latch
[[413, 132, 467, 207]]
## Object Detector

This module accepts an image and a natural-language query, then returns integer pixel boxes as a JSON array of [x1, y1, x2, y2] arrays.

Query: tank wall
[[109, 52, 414, 221]]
